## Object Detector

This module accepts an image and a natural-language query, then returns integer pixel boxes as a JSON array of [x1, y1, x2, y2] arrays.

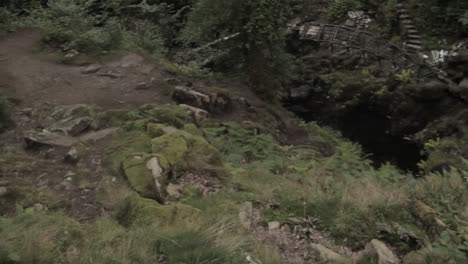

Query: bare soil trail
[[0, 28, 172, 110], [0, 29, 177, 222]]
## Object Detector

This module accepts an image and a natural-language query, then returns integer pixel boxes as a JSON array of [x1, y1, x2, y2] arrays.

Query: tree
[[182, 0, 294, 99]]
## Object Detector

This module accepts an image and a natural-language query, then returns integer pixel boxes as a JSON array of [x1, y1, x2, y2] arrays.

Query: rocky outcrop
[[239, 202, 253, 230], [115, 194, 201, 227], [412, 201, 447, 233], [122, 154, 169, 201], [172, 86, 231, 114], [402, 248, 432, 264], [309, 244, 351, 264], [150, 130, 224, 178], [356, 239, 398, 264], [179, 104, 209, 124], [24, 130, 77, 147]]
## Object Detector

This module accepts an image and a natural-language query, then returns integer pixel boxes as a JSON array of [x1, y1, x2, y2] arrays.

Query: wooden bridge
[[300, 22, 438, 80]]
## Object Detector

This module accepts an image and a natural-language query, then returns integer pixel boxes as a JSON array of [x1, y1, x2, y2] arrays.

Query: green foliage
[[395, 69, 413, 83], [125, 19, 167, 55], [70, 19, 123, 54], [328, 0, 364, 21], [182, 0, 293, 99], [0, 211, 82, 264], [204, 122, 287, 173], [155, 231, 245, 264], [408, 0, 468, 39]]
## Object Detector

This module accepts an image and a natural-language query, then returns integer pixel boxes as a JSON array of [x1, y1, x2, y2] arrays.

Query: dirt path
[[0, 28, 172, 110], [0, 29, 178, 222]]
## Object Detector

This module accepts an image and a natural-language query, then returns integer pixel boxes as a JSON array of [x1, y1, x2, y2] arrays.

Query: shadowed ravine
[[292, 105, 423, 173]]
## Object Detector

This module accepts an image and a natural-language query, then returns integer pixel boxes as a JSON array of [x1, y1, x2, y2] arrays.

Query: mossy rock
[[151, 132, 189, 172], [200, 118, 222, 128], [309, 244, 352, 264], [123, 119, 149, 131], [115, 194, 201, 227], [185, 135, 224, 168], [402, 249, 427, 264], [122, 153, 169, 201], [138, 104, 192, 128], [147, 123, 166, 138], [184, 123, 203, 136], [151, 131, 226, 178], [96, 109, 130, 127], [108, 130, 152, 174]]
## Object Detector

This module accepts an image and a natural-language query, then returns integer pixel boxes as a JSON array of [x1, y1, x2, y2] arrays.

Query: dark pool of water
[[296, 106, 422, 173]]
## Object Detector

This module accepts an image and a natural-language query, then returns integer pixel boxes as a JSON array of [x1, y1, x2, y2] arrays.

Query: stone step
[[406, 44, 422, 50], [399, 14, 411, 19], [398, 9, 408, 14], [403, 24, 417, 29], [407, 35, 422, 40], [401, 19, 413, 25], [407, 29, 419, 34], [397, 3, 404, 8], [407, 39, 423, 45]]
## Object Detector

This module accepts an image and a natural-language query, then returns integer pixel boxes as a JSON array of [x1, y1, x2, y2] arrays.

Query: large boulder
[[151, 132, 188, 174], [179, 104, 209, 124], [357, 239, 398, 264], [172, 86, 211, 109], [122, 154, 170, 201], [43, 104, 97, 136], [24, 130, 77, 148], [137, 104, 193, 128], [151, 131, 225, 178], [412, 200, 447, 233], [115, 194, 201, 227], [309, 244, 351, 264], [402, 248, 431, 264], [238, 202, 253, 230], [172, 86, 232, 113]]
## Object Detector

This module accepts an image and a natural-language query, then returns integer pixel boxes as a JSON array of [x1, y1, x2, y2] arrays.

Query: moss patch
[[122, 153, 169, 201], [137, 104, 193, 128], [146, 123, 166, 138], [115, 193, 201, 227], [151, 132, 188, 175], [107, 129, 153, 174]]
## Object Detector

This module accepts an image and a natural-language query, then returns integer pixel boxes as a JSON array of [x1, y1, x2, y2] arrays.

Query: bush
[[70, 19, 122, 54], [328, 0, 364, 21], [124, 19, 167, 55]]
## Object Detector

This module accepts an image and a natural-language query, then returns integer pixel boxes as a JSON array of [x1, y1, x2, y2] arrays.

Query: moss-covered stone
[[411, 200, 445, 234], [185, 135, 223, 168], [122, 153, 169, 201], [146, 123, 166, 138], [138, 104, 192, 128], [402, 250, 427, 264], [97, 109, 130, 126], [151, 132, 188, 171], [184, 123, 203, 137], [115, 194, 201, 227], [108, 129, 153, 174], [200, 118, 222, 128], [150, 131, 226, 178], [123, 119, 149, 131]]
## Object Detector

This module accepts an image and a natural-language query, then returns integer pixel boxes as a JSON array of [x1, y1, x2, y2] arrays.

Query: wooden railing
[[300, 23, 438, 80]]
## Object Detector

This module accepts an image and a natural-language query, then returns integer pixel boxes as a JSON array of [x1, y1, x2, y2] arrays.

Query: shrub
[[328, 0, 364, 21], [125, 19, 167, 55], [70, 19, 122, 54]]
